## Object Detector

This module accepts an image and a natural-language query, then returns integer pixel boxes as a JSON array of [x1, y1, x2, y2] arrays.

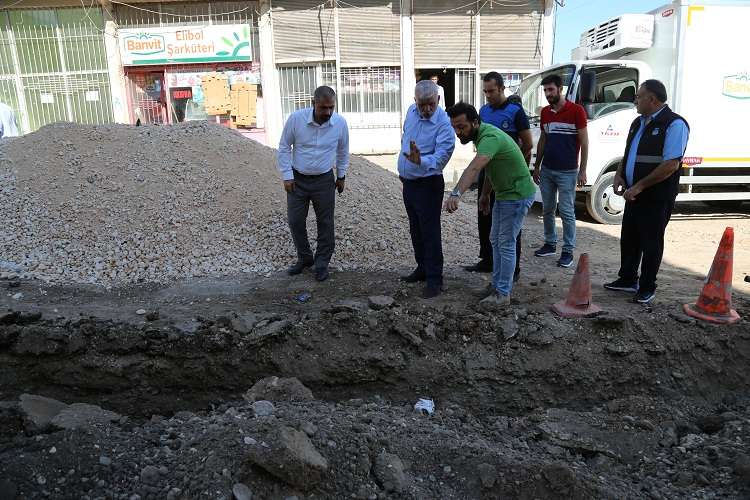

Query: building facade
[[1, 0, 554, 153]]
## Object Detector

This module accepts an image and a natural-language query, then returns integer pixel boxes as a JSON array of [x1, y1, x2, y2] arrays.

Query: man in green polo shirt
[[445, 102, 536, 307]]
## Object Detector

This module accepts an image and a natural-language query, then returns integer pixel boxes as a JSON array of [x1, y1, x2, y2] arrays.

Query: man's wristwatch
[[337, 176, 345, 181], [450, 186, 461, 198]]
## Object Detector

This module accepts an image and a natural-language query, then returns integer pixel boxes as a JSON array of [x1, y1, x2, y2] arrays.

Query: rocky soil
[[0, 122, 477, 286], [2, 121, 750, 499], [1, 268, 749, 500]]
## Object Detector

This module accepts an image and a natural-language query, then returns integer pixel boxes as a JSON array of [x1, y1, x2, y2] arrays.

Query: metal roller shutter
[[337, 0, 400, 66], [479, 1, 544, 72], [414, 1, 478, 67], [271, 0, 335, 63]]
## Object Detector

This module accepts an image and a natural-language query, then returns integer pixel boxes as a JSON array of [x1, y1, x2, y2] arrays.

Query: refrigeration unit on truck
[[519, 1, 750, 224]]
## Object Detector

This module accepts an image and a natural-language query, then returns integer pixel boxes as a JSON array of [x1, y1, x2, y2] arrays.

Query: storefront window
[[166, 64, 259, 122], [125, 63, 260, 125]]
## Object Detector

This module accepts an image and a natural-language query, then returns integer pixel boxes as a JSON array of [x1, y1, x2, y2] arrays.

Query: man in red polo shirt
[[532, 74, 588, 269]]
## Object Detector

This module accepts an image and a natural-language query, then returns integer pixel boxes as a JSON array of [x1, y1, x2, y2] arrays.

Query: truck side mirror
[[579, 71, 597, 103]]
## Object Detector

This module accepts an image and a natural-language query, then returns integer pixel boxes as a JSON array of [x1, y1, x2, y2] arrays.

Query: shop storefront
[[119, 24, 260, 127]]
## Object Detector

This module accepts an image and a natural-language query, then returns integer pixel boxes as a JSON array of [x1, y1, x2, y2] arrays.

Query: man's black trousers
[[618, 197, 676, 294], [402, 174, 444, 288]]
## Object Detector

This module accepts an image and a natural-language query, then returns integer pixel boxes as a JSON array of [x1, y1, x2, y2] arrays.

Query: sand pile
[[0, 122, 477, 285]]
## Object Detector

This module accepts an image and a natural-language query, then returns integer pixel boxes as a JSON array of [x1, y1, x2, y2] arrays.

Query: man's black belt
[[293, 169, 332, 178]]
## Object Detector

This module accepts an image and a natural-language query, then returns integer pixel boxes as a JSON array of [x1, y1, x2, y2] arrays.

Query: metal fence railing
[[0, 7, 113, 133], [339, 66, 400, 128], [457, 68, 475, 106]]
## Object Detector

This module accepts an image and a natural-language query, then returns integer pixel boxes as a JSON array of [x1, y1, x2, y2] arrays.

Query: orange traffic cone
[[684, 227, 741, 324], [551, 253, 602, 318]]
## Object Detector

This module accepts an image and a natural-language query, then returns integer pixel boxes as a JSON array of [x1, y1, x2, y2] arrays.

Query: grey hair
[[313, 85, 336, 101], [415, 80, 439, 100]]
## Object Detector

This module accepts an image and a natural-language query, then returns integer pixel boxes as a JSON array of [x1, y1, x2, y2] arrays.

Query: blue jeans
[[540, 168, 578, 254], [490, 195, 535, 296]]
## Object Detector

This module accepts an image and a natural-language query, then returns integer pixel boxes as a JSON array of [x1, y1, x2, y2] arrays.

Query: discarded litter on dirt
[[414, 398, 435, 416]]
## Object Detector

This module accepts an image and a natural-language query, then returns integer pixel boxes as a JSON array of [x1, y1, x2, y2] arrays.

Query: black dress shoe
[[421, 285, 441, 299], [400, 270, 426, 283], [314, 267, 329, 282], [463, 261, 493, 273], [288, 259, 313, 275]]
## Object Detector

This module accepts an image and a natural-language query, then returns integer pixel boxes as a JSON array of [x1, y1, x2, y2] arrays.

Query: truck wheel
[[586, 171, 625, 224]]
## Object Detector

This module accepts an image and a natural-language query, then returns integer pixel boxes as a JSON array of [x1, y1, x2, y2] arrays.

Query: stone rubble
[[0, 122, 478, 287]]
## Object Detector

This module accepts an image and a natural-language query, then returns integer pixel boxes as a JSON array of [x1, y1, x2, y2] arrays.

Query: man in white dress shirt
[[277, 86, 350, 282]]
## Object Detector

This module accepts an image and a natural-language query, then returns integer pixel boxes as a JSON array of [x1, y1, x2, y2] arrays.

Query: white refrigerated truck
[[518, 1, 750, 224]]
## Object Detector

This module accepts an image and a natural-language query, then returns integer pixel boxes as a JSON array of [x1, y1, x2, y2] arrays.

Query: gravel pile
[[0, 122, 477, 286]]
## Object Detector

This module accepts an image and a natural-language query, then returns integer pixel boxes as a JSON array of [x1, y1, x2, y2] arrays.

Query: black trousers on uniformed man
[[477, 169, 522, 272], [618, 198, 675, 294], [287, 169, 336, 270]]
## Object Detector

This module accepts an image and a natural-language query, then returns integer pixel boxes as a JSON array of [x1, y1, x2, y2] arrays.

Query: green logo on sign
[[215, 26, 251, 58]]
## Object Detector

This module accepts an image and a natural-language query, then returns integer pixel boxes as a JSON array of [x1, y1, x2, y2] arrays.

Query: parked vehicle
[[519, 1, 750, 224]]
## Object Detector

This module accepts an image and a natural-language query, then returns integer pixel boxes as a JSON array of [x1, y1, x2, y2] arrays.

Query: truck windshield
[[519, 65, 575, 123]]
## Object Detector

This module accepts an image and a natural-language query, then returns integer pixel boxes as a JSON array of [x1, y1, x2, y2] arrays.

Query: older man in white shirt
[[277, 86, 350, 282]]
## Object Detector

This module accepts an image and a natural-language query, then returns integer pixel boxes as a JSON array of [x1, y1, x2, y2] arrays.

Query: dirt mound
[[0, 122, 476, 286]]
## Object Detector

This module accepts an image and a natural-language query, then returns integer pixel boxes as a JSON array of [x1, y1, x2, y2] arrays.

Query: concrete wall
[[349, 128, 401, 155]]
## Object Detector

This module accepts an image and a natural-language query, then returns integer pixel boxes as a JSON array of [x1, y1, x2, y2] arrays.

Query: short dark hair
[[313, 86, 336, 101], [446, 101, 480, 122], [541, 74, 563, 88], [640, 79, 667, 103], [483, 71, 504, 88]]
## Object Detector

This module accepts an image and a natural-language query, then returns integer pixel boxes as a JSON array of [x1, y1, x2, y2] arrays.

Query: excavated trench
[[2, 273, 750, 500], [2, 302, 749, 421]]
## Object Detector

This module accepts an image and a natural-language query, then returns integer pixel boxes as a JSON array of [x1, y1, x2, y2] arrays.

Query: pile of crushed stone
[[0, 122, 478, 286]]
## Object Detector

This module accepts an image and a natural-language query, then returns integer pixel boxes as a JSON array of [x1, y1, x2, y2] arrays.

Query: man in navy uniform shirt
[[604, 79, 689, 304], [466, 72, 532, 281]]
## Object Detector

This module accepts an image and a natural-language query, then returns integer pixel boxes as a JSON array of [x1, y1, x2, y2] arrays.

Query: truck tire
[[586, 171, 626, 224]]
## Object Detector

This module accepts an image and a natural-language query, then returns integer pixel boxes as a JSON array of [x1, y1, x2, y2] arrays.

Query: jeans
[[490, 195, 534, 296], [477, 170, 522, 271], [540, 168, 578, 254]]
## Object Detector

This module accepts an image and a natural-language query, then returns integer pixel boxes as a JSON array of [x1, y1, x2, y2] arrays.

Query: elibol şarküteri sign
[[119, 25, 252, 65]]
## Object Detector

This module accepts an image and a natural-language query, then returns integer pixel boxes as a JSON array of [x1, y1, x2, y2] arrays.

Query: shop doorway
[[125, 71, 167, 125], [417, 68, 455, 107], [416, 68, 477, 108]]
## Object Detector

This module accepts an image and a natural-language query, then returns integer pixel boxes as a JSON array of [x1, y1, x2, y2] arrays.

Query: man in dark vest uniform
[[604, 79, 689, 304]]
